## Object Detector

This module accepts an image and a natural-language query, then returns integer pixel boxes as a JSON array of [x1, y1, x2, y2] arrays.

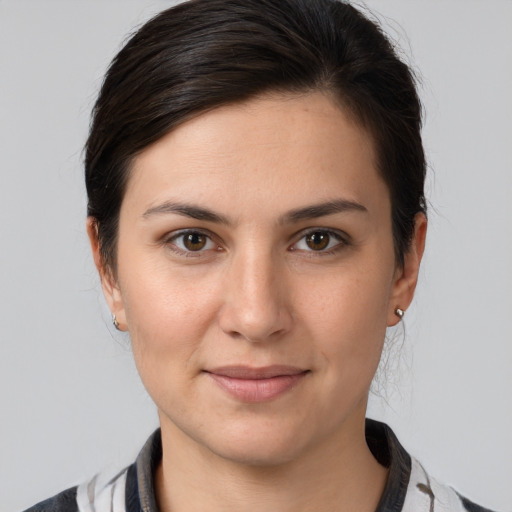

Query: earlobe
[[387, 213, 427, 326], [86, 217, 127, 331]]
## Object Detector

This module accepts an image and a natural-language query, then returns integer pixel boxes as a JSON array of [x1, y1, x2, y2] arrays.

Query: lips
[[204, 365, 309, 403]]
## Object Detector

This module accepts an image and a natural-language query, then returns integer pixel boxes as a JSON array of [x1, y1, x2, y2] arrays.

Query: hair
[[85, 0, 426, 273]]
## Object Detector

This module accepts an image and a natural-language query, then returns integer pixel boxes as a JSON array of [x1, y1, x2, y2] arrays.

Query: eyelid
[[163, 228, 222, 255], [289, 227, 350, 253]]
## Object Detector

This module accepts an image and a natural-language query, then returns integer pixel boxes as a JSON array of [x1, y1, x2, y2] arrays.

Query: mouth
[[204, 365, 309, 403]]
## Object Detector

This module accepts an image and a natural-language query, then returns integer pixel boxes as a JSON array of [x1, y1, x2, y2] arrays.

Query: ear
[[387, 213, 427, 326], [86, 217, 127, 331]]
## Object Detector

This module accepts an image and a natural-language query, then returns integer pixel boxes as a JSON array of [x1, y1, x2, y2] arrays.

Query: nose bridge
[[220, 241, 291, 341]]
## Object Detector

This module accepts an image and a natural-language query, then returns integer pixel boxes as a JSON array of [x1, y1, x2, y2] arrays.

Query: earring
[[395, 308, 405, 320], [112, 314, 121, 330]]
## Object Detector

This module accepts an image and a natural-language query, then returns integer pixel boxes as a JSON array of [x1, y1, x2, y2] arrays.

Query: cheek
[[299, 259, 393, 378], [118, 260, 223, 389], [305, 262, 392, 333]]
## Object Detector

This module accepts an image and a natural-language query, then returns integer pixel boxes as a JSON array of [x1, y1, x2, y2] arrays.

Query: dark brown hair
[[85, 0, 426, 271]]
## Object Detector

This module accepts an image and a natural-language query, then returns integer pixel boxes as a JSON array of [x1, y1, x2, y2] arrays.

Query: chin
[[207, 434, 306, 467], [191, 413, 324, 468]]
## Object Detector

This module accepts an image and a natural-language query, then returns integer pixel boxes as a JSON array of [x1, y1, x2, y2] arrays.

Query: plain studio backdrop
[[0, 1, 511, 511]]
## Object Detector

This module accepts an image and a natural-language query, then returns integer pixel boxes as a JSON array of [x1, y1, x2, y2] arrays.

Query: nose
[[218, 249, 293, 342]]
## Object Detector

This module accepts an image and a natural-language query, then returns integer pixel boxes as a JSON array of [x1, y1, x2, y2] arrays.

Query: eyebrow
[[142, 198, 368, 224], [280, 199, 368, 224], [142, 201, 231, 224]]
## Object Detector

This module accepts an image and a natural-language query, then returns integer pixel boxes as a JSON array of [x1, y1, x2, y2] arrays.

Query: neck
[[155, 407, 388, 512]]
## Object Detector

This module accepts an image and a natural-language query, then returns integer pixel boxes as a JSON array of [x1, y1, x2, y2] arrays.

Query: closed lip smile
[[204, 365, 310, 403]]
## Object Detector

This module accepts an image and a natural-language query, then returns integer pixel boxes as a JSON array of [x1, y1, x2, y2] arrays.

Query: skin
[[88, 91, 426, 512]]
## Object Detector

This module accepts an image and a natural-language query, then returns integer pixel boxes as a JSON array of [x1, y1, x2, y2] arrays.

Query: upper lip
[[205, 365, 308, 379]]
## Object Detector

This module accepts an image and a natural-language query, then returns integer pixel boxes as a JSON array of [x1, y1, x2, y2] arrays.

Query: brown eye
[[168, 230, 217, 255], [183, 232, 207, 251], [305, 231, 330, 251]]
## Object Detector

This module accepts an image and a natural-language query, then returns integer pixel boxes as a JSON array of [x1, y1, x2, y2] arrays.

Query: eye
[[292, 230, 346, 253], [168, 230, 217, 253]]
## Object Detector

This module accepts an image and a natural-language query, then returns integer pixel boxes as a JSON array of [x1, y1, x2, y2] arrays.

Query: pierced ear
[[387, 213, 427, 326], [86, 217, 127, 331]]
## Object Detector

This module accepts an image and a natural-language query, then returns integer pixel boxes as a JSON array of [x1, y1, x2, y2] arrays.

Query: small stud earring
[[395, 308, 405, 320], [112, 314, 121, 330]]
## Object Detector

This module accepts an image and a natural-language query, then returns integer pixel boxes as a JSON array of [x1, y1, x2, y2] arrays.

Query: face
[[91, 92, 424, 466]]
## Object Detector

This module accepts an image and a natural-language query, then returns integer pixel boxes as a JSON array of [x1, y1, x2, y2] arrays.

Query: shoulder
[[366, 420, 498, 512], [404, 456, 497, 512], [21, 466, 132, 512], [20, 429, 160, 512], [22, 487, 78, 512]]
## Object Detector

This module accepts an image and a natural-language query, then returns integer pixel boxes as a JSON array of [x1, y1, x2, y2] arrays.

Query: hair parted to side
[[85, 0, 426, 274]]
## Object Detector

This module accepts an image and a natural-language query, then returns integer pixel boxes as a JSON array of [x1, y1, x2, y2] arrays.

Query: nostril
[[217, 257, 293, 342], [219, 305, 292, 343]]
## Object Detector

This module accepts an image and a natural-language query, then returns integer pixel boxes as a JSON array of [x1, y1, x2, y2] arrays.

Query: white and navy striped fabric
[[23, 420, 497, 512], [76, 468, 128, 512]]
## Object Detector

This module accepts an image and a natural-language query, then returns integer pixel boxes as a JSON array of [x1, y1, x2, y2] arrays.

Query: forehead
[[124, 92, 388, 220]]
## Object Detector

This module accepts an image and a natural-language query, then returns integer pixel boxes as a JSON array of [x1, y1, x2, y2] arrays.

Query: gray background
[[1, 1, 511, 511]]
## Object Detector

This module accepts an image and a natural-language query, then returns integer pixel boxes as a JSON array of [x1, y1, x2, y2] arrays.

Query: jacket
[[23, 420, 496, 512]]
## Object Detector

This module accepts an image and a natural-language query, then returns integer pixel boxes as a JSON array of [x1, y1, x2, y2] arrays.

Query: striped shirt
[[23, 420, 496, 512]]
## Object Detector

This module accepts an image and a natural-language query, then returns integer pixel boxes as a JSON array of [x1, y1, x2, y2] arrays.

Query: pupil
[[185, 233, 206, 250], [307, 232, 329, 250]]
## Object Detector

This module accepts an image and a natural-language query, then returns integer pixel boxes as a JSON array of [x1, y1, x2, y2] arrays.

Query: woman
[[22, 0, 499, 511]]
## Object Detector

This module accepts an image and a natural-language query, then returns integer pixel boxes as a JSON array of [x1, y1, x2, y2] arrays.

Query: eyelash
[[291, 229, 349, 256], [163, 228, 350, 257], [163, 229, 221, 257]]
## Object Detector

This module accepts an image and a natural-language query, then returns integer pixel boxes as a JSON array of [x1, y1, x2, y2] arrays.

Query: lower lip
[[207, 372, 307, 403]]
